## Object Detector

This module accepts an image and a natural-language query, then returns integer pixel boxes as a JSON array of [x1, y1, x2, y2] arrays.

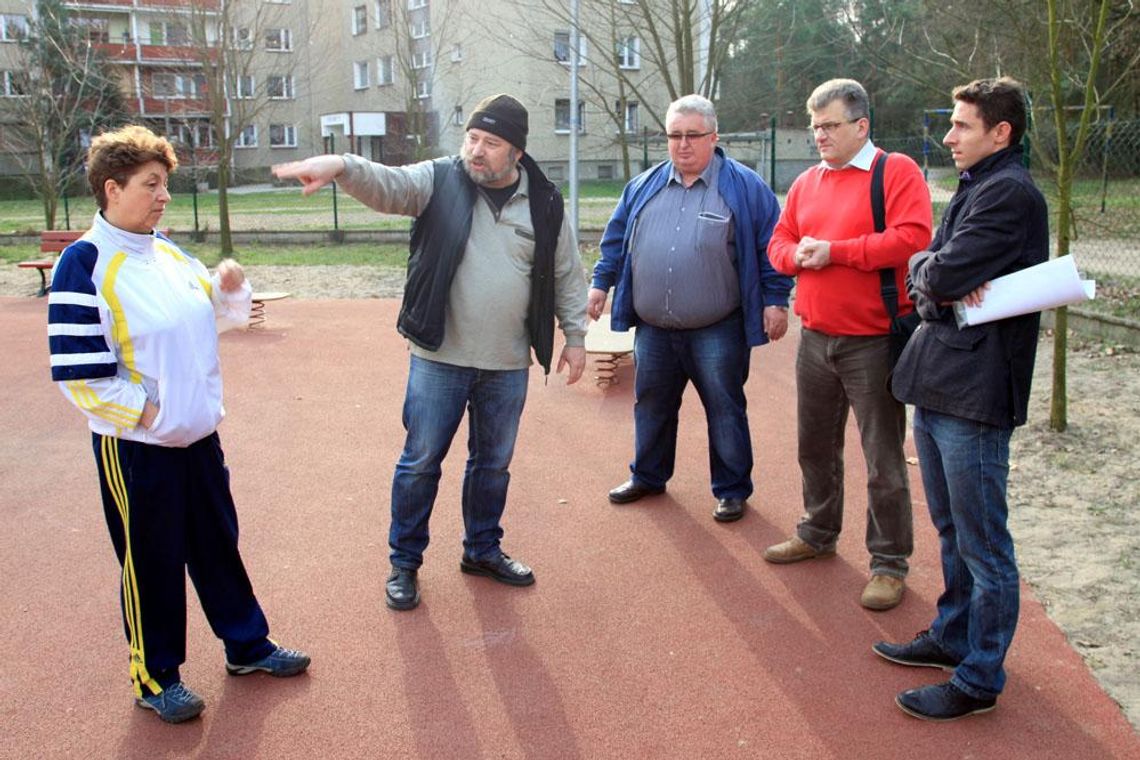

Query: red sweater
[[769, 151, 933, 336]]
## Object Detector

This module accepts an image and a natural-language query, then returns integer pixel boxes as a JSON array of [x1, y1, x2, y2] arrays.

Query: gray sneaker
[[225, 644, 311, 677], [134, 682, 205, 724]]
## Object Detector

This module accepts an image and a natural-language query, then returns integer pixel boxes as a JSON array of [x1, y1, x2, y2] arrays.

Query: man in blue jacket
[[873, 77, 1048, 721], [589, 94, 792, 523]]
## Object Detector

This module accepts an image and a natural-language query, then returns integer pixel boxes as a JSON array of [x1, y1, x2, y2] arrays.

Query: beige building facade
[[1, 0, 694, 183]]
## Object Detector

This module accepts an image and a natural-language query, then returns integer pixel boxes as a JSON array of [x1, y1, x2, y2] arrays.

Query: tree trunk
[[217, 159, 234, 257], [1049, 161, 1072, 432]]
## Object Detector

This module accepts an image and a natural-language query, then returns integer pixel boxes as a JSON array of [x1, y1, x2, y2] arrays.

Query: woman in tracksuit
[[47, 125, 309, 724]]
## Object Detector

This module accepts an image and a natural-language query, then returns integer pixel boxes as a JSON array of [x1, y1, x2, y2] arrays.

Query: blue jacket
[[591, 147, 791, 346]]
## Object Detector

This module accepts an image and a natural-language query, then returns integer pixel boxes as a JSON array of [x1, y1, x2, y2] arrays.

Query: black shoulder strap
[[872, 151, 899, 320]]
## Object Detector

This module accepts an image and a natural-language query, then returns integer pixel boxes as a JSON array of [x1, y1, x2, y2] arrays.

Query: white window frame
[[554, 31, 586, 66], [616, 35, 640, 69], [269, 123, 298, 148], [409, 17, 430, 39], [619, 100, 639, 134], [376, 55, 394, 86], [408, 0, 428, 8], [374, 0, 391, 28], [149, 20, 189, 46], [415, 78, 431, 99], [352, 5, 367, 35], [555, 99, 586, 134], [450, 43, 462, 63], [265, 28, 293, 52], [266, 74, 295, 99], [153, 73, 202, 100], [1, 15, 29, 42], [234, 74, 255, 99], [1, 70, 27, 97], [411, 50, 432, 69], [236, 124, 258, 148], [232, 27, 253, 50], [452, 105, 463, 126], [353, 60, 369, 89]]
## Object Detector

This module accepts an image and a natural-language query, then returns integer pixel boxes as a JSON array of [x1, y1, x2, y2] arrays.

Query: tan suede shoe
[[762, 536, 836, 564], [861, 574, 905, 611]]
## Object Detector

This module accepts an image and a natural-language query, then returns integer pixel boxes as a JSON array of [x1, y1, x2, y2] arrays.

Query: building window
[[377, 55, 394, 85], [411, 50, 432, 69], [374, 0, 391, 28], [450, 43, 462, 63], [152, 73, 204, 99], [415, 78, 431, 99], [555, 99, 585, 133], [353, 60, 369, 89], [597, 164, 614, 180], [408, 0, 428, 8], [235, 74, 255, 99], [352, 5, 367, 35], [232, 27, 253, 49], [410, 17, 430, 39], [266, 74, 295, 99], [1, 15, 29, 42], [616, 35, 640, 69], [236, 124, 258, 148], [174, 122, 214, 149], [553, 31, 586, 66], [1, 70, 27, 96], [265, 28, 293, 52], [269, 123, 297, 148], [149, 20, 189, 46], [547, 165, 565, 181], [452, 105, 463, 126], [619, 100, 639, 133]]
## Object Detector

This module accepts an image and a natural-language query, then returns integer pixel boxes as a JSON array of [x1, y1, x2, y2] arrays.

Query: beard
[[460, 147, 517, 187]]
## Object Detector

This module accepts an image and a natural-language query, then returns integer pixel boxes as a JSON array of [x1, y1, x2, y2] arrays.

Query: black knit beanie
[[465, 94, 528, 152]]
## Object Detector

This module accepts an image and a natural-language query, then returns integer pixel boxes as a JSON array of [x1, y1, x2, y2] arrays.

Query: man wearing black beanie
[[273, 95, 587, 612]]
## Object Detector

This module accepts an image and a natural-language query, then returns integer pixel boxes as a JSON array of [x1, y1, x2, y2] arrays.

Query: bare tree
[[2, 0, 128, 229], [1043, 0, 1140, 431], [169, 0, 315, 255]]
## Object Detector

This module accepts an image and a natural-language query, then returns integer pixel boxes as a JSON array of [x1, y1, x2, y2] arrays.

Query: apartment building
[[1, 0, 702, 183]]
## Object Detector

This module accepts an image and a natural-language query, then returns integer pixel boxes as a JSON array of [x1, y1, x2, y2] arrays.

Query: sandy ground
[[4, 261, 1137, 730]]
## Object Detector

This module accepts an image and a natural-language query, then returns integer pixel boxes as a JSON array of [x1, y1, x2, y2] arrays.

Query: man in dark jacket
[[273, 94, 588, 611], [872, 77, 1048, 721]]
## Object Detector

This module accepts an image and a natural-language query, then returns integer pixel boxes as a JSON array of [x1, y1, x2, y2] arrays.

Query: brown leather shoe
[[762, 535, 836, 564], [861, 574, 905, 611]]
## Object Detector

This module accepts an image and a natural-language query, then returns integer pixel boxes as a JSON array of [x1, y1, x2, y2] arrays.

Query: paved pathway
[[2, 297, 1136, 759]]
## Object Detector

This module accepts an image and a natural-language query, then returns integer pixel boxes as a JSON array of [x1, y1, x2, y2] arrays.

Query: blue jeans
[[630, 315, 752, 499], [913, 407, 1018, 700], [389, 355, 529, 569]]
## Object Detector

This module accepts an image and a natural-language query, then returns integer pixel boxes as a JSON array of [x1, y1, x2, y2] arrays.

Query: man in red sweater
[[765, 79, 932, 611]]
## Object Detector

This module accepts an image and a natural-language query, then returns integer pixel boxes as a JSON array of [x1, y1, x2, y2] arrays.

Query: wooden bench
[[13, 230, 82, 297], [249, 291, 292, 328], [584, 314, 635, 386]]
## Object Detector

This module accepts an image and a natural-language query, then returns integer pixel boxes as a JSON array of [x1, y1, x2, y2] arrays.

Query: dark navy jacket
[[891, 146, 1048, 427]]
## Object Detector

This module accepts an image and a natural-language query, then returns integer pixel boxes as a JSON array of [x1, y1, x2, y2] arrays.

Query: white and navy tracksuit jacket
[[48, 213, 273, 697]]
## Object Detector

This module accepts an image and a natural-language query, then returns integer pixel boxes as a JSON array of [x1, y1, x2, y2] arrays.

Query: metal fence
[[878, 117, 1140, 293]]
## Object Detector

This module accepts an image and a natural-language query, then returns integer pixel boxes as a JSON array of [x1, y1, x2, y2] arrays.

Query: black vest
[[400, 154, 564, 373]]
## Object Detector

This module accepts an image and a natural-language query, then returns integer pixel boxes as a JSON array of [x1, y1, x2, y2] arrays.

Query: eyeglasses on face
[[808, 119, 859, 135], [665, 131, 714, 144]]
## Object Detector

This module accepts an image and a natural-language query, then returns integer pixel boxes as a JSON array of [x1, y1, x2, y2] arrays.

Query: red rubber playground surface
[[2, 296, 1137, 759]]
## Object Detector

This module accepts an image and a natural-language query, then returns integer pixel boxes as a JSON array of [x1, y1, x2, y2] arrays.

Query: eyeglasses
[[665, 131, 714, 144], [808, 119, 859, 136]]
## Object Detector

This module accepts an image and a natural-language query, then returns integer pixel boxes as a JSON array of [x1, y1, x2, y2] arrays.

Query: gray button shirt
[[630, 154, 738, 329]]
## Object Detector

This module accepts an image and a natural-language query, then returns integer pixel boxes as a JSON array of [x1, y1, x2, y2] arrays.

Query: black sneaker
[[896, 681, 997, 721], [872, 630, 959, 671], [135, 682, 205, 724]]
